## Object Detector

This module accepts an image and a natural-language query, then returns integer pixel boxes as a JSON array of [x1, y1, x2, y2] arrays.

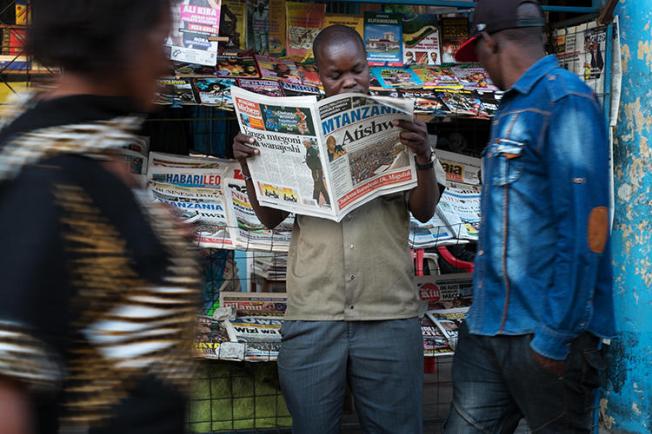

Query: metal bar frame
[[334, 0, 602, 14]]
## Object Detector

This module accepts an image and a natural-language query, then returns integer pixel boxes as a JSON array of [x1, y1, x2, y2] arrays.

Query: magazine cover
[[220, 0, 247, 49], [451, 64, 498, 91], [154, 78, 198, 105], [416, 274, 473, 311], [296, 63, 321, 88], [371, 66, 423, 89], [554, 22, 607, 93], [437, 90, 477, 116], [324, 14, 364, 38], [194, 77, 236, 106], [231, 86, 417, 221], [477, 91, 500, 118], [364, 12, 403, 66], [440, 16, 469, 64], [281, 81, 321, 96], [412, 65, 462, 89], [421, 316, 454, 357], [409, 212, 456, 249], [268, 0, 287, 55], [402, 14, 441, 66], [286, 2, 326, 61], [247, 0, 269, 53], [167, 0, 221, 66], [215, 53, 260, 78], [255, 54, 302, 83], [401, 90, 446, 115], [236, 78, 284, 96]]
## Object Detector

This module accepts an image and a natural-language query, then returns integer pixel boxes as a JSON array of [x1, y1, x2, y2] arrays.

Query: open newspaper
[[231, 86, 418, 221]]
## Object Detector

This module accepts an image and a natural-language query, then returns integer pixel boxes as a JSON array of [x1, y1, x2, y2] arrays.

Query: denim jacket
[[467, 55, 616, 360]]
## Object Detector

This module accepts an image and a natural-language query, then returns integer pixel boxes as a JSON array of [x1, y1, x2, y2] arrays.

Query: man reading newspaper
[[233, 25, 444, 434]]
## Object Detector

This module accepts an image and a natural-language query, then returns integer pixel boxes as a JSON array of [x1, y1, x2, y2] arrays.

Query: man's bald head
[[312, 25, 366, 67]]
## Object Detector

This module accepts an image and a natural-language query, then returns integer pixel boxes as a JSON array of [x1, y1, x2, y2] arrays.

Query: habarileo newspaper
[[231, 86, 418, 221]]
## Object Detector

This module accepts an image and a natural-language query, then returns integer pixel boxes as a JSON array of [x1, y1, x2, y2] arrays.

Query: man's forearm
[[409, 166, 439, 222]]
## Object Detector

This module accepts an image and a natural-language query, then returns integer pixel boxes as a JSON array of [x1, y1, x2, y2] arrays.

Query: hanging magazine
[[440, 16, 469, 64], [364, 12, 403, 66], [285, 2, 326, 61], [402, 14, 441, 66], [371, 66, 423, 89], [231, 86, 417, 221], [167, 0, 221, 66]]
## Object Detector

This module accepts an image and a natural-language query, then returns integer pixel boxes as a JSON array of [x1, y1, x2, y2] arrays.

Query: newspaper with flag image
[[231, 86, 417, 221]]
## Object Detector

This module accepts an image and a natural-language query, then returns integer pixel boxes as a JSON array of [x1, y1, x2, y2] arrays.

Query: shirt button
[[349, 274, 356, 281], [349, 244, 354, 249], [350, 305, 355, 310], [478, 250, 484, 256]]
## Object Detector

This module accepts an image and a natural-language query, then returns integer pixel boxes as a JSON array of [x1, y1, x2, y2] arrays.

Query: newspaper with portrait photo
[[231, 86, 418, 221]]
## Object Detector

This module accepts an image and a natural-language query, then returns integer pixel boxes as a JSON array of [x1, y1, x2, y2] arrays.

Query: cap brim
[[454, 35, 480, 63]]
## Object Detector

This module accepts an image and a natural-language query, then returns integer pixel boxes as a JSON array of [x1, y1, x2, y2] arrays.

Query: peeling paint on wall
[[604, 1, 652, 433]]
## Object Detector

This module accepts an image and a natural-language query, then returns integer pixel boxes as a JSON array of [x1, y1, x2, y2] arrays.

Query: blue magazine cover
[[370, 66, 423, 89], [364, 12, 403, 66]]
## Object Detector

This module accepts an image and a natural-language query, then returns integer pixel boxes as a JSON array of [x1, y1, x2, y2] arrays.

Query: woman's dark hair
[[26, 0, 172, 75]]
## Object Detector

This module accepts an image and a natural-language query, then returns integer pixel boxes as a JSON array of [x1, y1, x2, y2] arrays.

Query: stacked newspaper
[[147, 152, 237, 249], [220, 291, 288, 319], [409, 150, 481, 248], [145, 152, 292, 252], [421, 316, 454, 357], [417, 273, 473, 311], [225, 317, 283, 362], [253, 253, 288, 282], [426, 307, 469, 351], [231, 87, 418, 222], [193, 316, 245, 361]]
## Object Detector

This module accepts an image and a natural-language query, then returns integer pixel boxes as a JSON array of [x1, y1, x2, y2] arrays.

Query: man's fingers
[[400, 132, 426, 143], [393, 119, 427, 134]]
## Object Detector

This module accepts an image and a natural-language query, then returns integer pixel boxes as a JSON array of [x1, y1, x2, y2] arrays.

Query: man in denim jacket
[[445, 1, 615, 432]]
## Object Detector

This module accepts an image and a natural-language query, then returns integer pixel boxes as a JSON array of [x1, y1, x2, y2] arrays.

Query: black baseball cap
[[455, 0, 545, 62]]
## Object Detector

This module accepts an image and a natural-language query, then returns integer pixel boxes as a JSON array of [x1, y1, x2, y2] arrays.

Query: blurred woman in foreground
[[0, 1, 200, 433]]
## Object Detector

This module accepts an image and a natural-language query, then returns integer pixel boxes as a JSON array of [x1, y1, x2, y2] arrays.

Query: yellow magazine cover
[[269, 0, 286, 55], [15, 1, 30, 25], [323, 14, 364, 38], [221, 0, 247, 49], [285, 2, 325, 62]]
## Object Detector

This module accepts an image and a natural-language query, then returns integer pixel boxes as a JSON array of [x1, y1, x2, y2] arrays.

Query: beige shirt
[[285, 192, 419, 321]]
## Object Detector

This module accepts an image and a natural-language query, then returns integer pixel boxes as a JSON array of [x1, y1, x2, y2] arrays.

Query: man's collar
[[510, 55, 559, 95]]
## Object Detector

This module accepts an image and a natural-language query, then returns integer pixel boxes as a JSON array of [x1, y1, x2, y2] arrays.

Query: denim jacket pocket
[[488, 139, 526, 186]]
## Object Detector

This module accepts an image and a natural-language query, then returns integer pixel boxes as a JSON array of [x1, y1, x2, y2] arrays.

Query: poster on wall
[[167, 0, 221, 66]]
